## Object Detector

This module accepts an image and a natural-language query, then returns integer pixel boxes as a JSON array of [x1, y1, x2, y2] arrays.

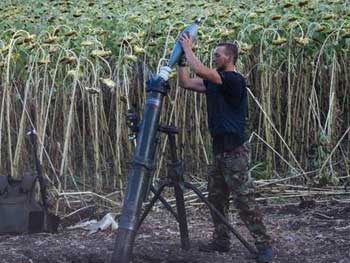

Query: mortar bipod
[[135, 124, 258, 256]]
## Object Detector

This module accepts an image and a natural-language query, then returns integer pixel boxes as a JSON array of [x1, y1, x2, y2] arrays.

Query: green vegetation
[[0, 0, 349, 197]]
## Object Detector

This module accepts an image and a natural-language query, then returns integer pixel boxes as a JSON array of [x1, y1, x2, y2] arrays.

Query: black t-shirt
[[216, 70, 245, 107], [203, 70, 247, 155]]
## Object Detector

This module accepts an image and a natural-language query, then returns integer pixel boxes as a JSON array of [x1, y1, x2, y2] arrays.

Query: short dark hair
[[217, 43, 239, 65]]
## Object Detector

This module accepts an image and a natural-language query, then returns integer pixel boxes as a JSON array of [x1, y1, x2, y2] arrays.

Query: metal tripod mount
[[136, 124, 190, 250], [136, 124, 259, 255]]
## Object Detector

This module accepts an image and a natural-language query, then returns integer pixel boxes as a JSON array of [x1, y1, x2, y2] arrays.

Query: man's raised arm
[[177, 66, 206, 93]]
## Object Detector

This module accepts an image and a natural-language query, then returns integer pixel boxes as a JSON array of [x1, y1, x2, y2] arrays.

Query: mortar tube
[[111, 77, 167, 263]]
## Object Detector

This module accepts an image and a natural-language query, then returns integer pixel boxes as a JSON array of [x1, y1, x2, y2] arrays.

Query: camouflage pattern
[[208, 142, 271, 246]]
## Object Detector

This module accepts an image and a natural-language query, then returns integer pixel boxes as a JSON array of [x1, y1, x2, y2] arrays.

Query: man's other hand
[[179, 32, 193, 51]]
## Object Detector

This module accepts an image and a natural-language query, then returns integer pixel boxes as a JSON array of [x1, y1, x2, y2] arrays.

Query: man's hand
[[179, 32, 193, 52]]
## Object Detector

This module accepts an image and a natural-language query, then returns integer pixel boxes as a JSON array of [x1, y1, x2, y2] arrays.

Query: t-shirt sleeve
[[217, 71, 245, 106]]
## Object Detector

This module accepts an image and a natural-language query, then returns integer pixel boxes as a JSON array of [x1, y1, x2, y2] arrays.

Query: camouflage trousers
[[208, 142, 271, 246]]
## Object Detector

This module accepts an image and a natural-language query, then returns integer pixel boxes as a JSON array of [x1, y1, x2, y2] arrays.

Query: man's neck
[[218, 64, 236, 72]]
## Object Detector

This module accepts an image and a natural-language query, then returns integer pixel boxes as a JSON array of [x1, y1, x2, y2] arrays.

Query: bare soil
[[0, 200, 349, 263]]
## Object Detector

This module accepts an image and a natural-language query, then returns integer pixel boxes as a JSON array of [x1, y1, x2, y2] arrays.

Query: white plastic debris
[[67, 212, 118, 235]]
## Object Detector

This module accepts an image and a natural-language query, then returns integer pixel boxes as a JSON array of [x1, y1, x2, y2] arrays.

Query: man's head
[[213, 43, 238, 70]]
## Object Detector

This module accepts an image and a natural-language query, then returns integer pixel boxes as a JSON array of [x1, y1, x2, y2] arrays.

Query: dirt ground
[[0, 199, 349, 263]]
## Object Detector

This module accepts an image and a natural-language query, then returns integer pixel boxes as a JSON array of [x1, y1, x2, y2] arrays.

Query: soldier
[[176, 33, 272, 263]]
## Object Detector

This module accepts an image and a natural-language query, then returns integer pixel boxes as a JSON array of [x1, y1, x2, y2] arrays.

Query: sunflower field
[[0, 0, 349, 201]]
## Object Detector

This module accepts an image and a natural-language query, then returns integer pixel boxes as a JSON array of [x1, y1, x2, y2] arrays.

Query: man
[[176, 33, 272, 263]]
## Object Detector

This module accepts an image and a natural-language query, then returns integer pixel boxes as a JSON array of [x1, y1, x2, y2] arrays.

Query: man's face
[[213, 46, 230, 69]]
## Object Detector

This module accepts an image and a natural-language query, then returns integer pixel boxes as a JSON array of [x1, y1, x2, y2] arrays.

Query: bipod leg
[[173, 182, 190, 250], [167, 132, 190, 250], [150, 185, 179, 222], [137, 182, 170, 231], [183, 182, 258, 256]]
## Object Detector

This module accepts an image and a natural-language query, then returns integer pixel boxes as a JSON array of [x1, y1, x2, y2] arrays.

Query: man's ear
[[225, 55, 232, 64]]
